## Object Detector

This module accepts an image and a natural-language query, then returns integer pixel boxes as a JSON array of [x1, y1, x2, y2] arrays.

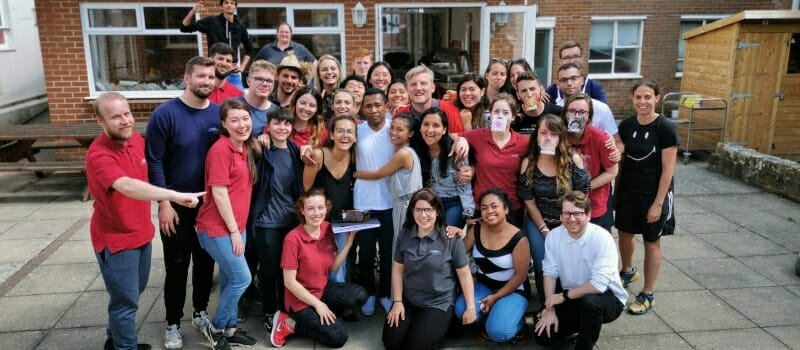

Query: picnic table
[[0, 123, 147, 200]]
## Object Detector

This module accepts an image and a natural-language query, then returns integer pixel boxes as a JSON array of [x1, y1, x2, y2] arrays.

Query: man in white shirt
[[534, 191, 627, 350]]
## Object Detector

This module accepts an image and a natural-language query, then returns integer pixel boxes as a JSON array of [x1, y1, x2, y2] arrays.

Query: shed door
[[774, 33, 800, 156], [732, 32, 789, 154]]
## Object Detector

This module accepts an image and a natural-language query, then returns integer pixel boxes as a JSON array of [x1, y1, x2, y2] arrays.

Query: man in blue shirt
[[545, 41, 607, 105]]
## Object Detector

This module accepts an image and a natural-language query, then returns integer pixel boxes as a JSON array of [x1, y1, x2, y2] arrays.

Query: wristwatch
[[562, 289, 571, 301]]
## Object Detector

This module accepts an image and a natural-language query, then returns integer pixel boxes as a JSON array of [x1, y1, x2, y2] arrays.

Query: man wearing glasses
[[545, 41, 608, 105], [232, 60, 278, 136], [534, 191, 626, 350], [208, 43, 244, 104]]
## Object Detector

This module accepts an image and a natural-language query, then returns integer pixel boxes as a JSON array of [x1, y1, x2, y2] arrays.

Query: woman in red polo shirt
[[269, 188, 367, 348], [195, 99, 260, 348]]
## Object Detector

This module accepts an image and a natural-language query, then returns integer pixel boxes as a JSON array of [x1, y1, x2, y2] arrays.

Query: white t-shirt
[[354, 121, 394, 210], [542, 222, 628, 305], [556, 97, 618, 136]]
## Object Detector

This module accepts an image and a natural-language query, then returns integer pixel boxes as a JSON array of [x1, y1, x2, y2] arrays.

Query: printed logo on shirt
[[140, 158, 147, 166], [207, 127, 219, 134], [429, 249, 442, 255]]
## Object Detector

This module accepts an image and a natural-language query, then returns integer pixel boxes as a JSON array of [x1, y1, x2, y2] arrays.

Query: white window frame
[[676, 15, 727, 78], [535, 17, 555, 86], [0, 0, 10, 50], [239, 4, 345, 65], [588, 15, 646, 80], [80, 3, 202, 99]]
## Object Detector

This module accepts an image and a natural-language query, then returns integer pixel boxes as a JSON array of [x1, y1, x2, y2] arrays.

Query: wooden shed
[[681, 10, 800, 158]]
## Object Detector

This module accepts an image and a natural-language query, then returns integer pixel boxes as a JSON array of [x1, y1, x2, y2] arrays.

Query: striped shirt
[[472, 224, 531, 298]]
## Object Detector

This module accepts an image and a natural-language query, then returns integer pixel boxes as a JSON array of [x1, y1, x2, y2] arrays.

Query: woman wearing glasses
[[382, 188, 476, 350], [367, 62, 395, 94], [518, 114, 590, 304]]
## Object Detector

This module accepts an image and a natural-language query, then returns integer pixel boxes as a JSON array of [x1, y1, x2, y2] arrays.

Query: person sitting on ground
[[534, 191, 626, 350]]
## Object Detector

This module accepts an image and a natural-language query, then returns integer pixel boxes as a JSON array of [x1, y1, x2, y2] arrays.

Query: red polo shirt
[[462, 128, 529, 209], [209, 81, 244, 104], [195, 136, 253, 237], [394, 99, 464, 133], [290, 125, 329, 148], [572, 125, 615, 218], [281, 221, 336, 313], [86, 132, 154, 254]]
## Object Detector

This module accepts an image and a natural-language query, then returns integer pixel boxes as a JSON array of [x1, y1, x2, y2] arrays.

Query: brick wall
[[35, 0, 793, 160]]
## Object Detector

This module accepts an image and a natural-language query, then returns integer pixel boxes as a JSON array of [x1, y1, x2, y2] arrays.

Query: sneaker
[[379, 297, 392, 314], [164, 324, 183, 349], [619, 267, 640, 288], [210, 328, 232, 350], [628, 291, 655, 315], [263, 314, 274, 335], [193, 310, 213, 330], [105, 337, 153, 350], [201, 322, 216, 348], [226, 330, 257, 347], [270, 310, 294, 347], [361, 296, 376, 316]]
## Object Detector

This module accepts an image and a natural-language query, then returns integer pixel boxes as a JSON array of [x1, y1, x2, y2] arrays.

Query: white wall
[[0, 0, 47, 124]]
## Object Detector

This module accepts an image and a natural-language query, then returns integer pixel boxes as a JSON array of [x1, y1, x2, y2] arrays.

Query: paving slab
[[765, 326, 800, 350], [739, 254, 800, 286], [0, 203, 44, 221], [0, 293, 79, 331], [646, 260, 704, 292], [0, 330, 45, 350], [680, 328, 790, 350], [0, 220, 16, 234], [27, 200, 91, 220], [143, 286, 208, 325], [660, 234, 727, 260], [596, 333, 692, 350], [714, 286, 800, 327], [759, 230, 800, 253], [786, 285, 800, 297], [40, 240, 96, 265], [654, 290, 754, 332], [698, 231, 790, 257], [0, 261, 24, 285], [66, 222, 90, 241], [675, 212, 743, 234], [673, 197, 710, 215], [7, 263, 98, 296], [36, 326, 107, 350], [55, 287, 160, 328], [725, 210, 798, 235], [0, 218, 79, 240], [674, 180, 714, 196], [0, 239, 51, 264], [671, 257, 775, 289], [690, 195, 754, 217], [600, 309, 673, 336]]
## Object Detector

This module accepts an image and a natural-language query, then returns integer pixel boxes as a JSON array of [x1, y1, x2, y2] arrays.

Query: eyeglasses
[[250, 77, 275, 85], [491, 57, 510, 66], [560, 211, 586, 219], [414, 207, 435, 215], [372, 72, 390, 79], [567, 109, 589, 117], [334, 128, 355, 135], [561, 54, 582, 61], [558, 75, 582, 84]]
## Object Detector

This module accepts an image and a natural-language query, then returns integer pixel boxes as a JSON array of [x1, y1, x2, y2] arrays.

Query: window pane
[[144, 7, 192, 29], [89, 34, 197, 92], [589, 22, 613, 60], [789, 33, 800, 74], [294, 9, 338, 27], [589, 61, 611, 74], [614, 48, 639, 73], [293, 34, 341, 62], [534, 29, 551, 84], [88, 8, 137, 28], [617, 22, 640, 46], [238, 7, 286, 30], [677, 21, 703, 73]]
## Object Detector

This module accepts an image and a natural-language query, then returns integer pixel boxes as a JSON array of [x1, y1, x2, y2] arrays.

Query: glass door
[[479, 5, 537, 73]]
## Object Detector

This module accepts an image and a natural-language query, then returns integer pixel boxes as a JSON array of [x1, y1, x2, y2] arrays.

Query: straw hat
[[277, 54, 305, 81]]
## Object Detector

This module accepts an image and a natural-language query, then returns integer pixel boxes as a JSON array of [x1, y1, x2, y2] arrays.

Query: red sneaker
[[269, 310, 294, 347]]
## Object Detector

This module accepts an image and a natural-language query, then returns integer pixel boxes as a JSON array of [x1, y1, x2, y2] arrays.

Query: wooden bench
[[30, 140, 84, 151], [0, 161, 89, 201]]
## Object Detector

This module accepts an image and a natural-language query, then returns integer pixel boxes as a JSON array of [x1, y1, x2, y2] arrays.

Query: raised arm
[[302, 149, 324, 191], [353, 148, 412, 180], [180, 2, 205, 30]]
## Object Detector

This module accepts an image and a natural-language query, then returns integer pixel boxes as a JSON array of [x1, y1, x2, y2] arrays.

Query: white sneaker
[[192, 310, 212, 331], [164, 324, 183, 349]]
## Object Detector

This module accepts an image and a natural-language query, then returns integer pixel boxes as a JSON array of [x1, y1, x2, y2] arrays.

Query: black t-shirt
[[511, 103, 563, 135], [618, 115, 679, 194]]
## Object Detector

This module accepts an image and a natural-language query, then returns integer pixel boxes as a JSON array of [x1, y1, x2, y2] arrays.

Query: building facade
[[1, 0, 47, 125]]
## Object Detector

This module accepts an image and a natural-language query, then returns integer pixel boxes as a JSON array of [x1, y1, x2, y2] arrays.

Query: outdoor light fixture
[[352, 2, 367, 28], [494, 0, 509, 27]]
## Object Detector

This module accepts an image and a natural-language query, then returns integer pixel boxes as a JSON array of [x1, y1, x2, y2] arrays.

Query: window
[[81, 4, 200, 97], [0, 0, 9, 48], [789, 33, 800, 74], [534, 17, 555, 85], [588, 16, 645, 79], [239, 4, 345, 64], [676, 16, 726, 77]]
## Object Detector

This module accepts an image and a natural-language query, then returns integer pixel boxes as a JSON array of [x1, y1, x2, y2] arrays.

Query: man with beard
[[146, 56, 221, 349], [88, 92, 204, 350], [270, 55, 305, 108], [181, 0, 253, 91], [208, 43, 244, 104], [511, 72, 563, 135]]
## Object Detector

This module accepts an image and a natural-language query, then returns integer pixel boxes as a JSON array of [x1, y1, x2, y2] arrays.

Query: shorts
[[614, 187, 675, 243]]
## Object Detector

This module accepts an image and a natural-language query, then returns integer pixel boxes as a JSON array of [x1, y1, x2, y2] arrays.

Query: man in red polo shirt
[[208, 43, 245, 104], [86, 92, 204, 350], [394, 65, 464, 133]]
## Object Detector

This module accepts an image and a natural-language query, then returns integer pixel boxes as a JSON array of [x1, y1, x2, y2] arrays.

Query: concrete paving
[[0, 161, 798, 349]]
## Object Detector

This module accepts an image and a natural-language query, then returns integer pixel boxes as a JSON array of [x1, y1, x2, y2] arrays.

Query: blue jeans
[[227, 72, 245, 92], [198, 231, 252, 330], [441, 196, 465, 228], [329, 232, 349, 283], [455, 281, 528, 343], [524, 218, 546, 302], [96, 243, 151, 350]]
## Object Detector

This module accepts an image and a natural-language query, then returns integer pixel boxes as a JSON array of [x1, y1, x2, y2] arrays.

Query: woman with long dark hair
[[289, 86, 327, 148], [455, 73, 488, 131]]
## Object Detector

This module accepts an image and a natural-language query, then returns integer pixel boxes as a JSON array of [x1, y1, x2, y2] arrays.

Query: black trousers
[[356, 209, 393, 297], [255, 226, 292, 315], [534, 290, 624, 350], [382, 302, 453, 350], [161, 204, 215, 326], [289, 282, 368, 348]]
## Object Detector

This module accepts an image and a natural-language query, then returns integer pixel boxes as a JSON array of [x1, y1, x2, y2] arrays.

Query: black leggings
[[255, 226, 292, 314], [289, 282, 368, 348], [382, 302, 453, 350]]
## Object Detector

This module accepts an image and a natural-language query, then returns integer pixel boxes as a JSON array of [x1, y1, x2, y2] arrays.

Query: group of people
[[86, 2, 679, 350]]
